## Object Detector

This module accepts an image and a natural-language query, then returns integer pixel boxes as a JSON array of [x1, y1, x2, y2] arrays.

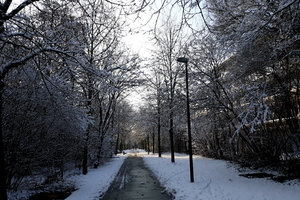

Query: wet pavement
[[100, 151, 171, 200]]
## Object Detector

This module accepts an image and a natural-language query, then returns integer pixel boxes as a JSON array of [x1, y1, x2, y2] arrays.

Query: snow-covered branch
[[0, 47, 76, 79], [3, 0, 40, 20]]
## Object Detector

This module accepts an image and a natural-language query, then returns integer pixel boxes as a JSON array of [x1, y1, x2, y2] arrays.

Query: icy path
[[142, 152, 300, 200], [101, 152, 170, 200]]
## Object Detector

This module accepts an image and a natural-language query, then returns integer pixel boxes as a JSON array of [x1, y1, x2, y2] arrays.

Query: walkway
[[101, 151, 171, 200]]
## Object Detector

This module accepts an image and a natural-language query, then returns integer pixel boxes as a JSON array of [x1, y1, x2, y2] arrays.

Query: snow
[[141, 152, 300, 200], [62, 150, 300, 200], [65, 154, 127, 200]]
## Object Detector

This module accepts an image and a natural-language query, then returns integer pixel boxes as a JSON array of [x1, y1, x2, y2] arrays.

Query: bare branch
[[0, 47, 72, 79], [4, 0, 40, 20]]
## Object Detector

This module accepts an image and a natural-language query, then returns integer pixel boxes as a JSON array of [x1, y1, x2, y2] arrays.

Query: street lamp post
[[177, 57, 194, 183]]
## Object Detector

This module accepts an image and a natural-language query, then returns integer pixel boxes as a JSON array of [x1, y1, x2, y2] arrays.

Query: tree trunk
[[82, 142, 88, 175], [152, 127, 155, 154], [0, 80, 8, 200], [115, 131, 119, 155], [170, 111, 175, 162], [157, 105, 162, 157], [147, 136, 150, 155]]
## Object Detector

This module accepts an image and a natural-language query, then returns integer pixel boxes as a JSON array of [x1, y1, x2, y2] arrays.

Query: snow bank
[[142, 152, 300, 200], [66, 155, 127, 200]]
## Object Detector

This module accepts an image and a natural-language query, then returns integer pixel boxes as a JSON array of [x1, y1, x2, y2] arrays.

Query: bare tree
[[151, 17, 189, 162]]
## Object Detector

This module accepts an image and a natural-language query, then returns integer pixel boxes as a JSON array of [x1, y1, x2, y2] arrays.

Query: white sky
[[120, 5, 159, 109], [121, 2, 159, 57], [122, 32, 154, 57]]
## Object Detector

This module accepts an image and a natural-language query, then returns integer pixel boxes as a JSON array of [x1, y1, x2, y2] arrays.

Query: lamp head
[[177, 57, 189, 63]]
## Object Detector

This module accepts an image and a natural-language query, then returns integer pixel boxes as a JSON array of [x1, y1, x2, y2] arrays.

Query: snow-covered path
[[142, 152, 300, 200]]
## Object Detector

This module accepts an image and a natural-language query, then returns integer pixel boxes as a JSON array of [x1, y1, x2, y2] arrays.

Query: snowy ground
[[141, 151, 300, 200], [65, 149, 300, 200], [65, 154, 128, 200], [16, 149, 298, 200]]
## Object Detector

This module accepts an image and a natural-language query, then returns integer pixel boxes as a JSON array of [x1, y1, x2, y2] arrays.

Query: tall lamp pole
[[177, 57, 194, 183]]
